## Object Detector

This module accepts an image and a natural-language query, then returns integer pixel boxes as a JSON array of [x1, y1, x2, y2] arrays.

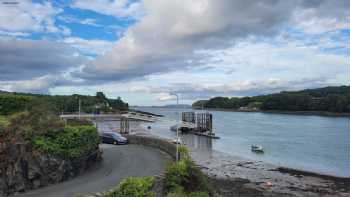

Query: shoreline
[[191, 149, 350, 196], [194, 107, 350, 117], [134, 121, 349, 180]]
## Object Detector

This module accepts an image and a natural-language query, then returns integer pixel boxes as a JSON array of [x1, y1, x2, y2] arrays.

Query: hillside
[[193, 86, 350, 113], [0, 91, 128, 115]]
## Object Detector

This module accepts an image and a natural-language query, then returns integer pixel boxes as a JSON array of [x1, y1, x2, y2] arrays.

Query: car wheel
[[113, 141, 117, 145]]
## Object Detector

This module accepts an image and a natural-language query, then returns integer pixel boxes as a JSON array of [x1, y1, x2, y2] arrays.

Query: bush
[[104, 177, 155, 197], [66, 119, 94, 126], [0, 94, 32, 115], [165, 146, 213, 197], [187, 192, 209, 197], [32, 125, 100, 158]]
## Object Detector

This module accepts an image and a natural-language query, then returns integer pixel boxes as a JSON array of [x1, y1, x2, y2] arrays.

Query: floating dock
[[172, 112, 219, 139]]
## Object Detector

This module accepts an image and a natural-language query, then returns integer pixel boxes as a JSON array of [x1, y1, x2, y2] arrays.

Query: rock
[[0, 139, 102, 196]]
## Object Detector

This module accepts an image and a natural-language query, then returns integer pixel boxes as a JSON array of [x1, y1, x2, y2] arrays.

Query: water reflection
[[181, 134, 213, 151]]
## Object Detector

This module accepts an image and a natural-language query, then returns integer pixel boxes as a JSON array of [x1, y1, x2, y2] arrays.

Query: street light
[[170, 93, 180, 162]]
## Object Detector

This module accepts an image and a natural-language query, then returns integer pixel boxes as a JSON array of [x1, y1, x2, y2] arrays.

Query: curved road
[[16, 144, 171, 197]]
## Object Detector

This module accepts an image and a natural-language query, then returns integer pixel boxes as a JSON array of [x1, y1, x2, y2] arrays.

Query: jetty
[[60, 112, 157, 134], [173, 112, 219, 139], [59, 112, 157, 122]]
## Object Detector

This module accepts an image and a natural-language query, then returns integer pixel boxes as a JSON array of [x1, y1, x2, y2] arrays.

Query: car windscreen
[[111, 133, 122, 138]]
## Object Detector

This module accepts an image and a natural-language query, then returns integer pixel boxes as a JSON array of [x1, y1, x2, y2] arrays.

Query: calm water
[[135, 107, 350, 177]]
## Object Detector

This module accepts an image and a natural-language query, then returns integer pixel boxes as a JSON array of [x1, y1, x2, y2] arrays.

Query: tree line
[[192, 86, 350, 113], [0, 91, 129, 115]]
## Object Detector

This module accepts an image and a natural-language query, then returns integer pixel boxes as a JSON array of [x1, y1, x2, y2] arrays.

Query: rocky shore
[[191, 149, 350, 197]]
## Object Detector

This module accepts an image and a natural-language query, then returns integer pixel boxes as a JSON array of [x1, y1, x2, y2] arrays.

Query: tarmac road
[[15, 144, 171, 197]]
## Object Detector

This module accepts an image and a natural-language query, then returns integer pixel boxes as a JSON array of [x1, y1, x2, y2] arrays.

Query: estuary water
[[134, 107, 350, 177]]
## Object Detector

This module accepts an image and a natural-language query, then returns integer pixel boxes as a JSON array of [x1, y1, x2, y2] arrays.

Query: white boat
[[251, 145, 264, 153]]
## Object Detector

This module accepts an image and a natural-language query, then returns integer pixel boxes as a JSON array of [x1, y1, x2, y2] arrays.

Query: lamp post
[[78, 98, 81, 119], [170, 93, 180, 162]]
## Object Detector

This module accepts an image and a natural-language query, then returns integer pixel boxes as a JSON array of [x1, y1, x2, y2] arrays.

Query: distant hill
[[193, 86, 350, 113]]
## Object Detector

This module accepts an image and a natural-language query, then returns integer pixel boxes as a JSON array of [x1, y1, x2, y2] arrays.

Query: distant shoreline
[[193, 107, 350, 117]]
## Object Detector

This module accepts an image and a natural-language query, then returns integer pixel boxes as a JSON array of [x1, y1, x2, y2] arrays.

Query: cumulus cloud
[[58, 15, 102, 27], [157, 92, 177, 102], [0, 38, 84, 81], [77, 0, 350, 82], [0, 75, 69, 94], [0, 0, 62, 34], [62, 37, 115, 56], [72, 0, 143, 18]]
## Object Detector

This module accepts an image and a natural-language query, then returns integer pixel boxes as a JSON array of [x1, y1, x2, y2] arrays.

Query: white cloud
[[157, 92, 177, 102], [58, 15, 102, 27], [72, 0, 143, 18], [0, 0, 62, 34], [79, 0, 298, 81], [63, 37, 115, 56], [293, 8, 350, 34], [0, 75, 65, 94]]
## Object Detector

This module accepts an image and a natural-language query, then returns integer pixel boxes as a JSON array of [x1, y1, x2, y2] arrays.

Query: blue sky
[[0, 0, 349, 106]]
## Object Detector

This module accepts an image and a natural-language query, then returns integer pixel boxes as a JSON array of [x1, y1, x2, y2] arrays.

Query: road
[[16, 144, 171, 197]]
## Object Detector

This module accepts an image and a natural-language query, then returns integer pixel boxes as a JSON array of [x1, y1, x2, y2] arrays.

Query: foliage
[[0, 115, 8, 127], [0, 94, 32, 115], [66, 119, 94, 127], [165, 146, 213, 197], [103, 177, 155, 197], [187, 192, 210, 197], [32, 125, 100, 158], [0, 91, 128, 115], [193, 86, 350, 113]]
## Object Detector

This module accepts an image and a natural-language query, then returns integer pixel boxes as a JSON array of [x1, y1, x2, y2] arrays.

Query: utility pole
[[78, 98, 81, 119], [170, 93, 180, 162]]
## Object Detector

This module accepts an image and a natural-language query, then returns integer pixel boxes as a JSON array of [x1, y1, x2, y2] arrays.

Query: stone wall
[[0, 136, 102, 197]]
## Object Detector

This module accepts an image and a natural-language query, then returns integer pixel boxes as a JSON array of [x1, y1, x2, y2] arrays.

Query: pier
[[60, 112, 157, 134], [176, 112, 219, 139]]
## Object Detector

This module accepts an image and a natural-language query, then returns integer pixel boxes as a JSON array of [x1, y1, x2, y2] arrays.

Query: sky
[[0, 0, 349, 106]]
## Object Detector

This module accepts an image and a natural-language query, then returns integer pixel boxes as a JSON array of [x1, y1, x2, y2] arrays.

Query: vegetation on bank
[[79, 146, 213, 197], [32, 125, 100, 158], [164, 146, 213, 197], [102, 177, 156, 197], [1, 102, 100, 158], [0, 91, 128, 115], [193, 86, 350, 113], [0, 115, 8, 126]]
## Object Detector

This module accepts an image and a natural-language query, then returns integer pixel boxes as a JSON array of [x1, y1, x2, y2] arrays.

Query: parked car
[[100, 132, 128, 145]]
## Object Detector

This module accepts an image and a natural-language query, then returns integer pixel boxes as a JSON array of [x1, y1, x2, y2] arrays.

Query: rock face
[[0, 135, 102, 197]]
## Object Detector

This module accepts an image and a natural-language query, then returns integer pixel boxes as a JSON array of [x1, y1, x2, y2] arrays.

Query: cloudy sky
[[0, 0, 349, 105]]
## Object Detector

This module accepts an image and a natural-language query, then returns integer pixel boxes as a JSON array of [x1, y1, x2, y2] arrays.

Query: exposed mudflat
[[191, 149, 350, 197]]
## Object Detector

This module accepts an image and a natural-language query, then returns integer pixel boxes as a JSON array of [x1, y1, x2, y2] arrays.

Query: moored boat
[[251, 145, 264, 153]]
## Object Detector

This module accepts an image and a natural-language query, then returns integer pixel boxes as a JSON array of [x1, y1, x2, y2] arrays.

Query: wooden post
[[120, 117, 130, 134], [182, 112, 195, 123]]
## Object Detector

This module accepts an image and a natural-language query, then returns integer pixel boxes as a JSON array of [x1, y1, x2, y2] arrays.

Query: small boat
[[251, 145, 264, 153]]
